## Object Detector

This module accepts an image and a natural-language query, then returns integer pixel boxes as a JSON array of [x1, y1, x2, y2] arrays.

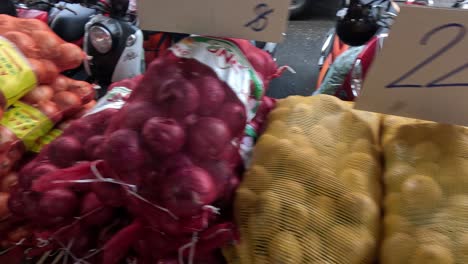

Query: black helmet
[[336, 0, 396, 46]]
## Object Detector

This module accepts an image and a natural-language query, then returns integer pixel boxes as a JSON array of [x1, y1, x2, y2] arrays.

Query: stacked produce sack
[[381, 116, 468, 264], [5, 37, 279, 263], [0, 16, 92, 223], [226, 95, 382, 264]]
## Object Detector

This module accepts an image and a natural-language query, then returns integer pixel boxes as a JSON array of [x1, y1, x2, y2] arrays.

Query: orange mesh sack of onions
[[224, 94, 382, 264], [0, 15, 85, 113], [380, 115, 468, 264]]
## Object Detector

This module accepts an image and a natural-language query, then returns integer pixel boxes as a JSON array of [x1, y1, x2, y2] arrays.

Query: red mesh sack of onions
[[96, 36, 278, 263]]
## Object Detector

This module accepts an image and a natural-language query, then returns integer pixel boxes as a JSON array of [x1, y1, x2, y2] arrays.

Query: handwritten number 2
[[244, 3, 274, 32], [386, 23, 467, 88]]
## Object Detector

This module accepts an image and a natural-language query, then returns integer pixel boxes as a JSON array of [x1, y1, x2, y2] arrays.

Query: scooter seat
[[49, 3, 97, 43]]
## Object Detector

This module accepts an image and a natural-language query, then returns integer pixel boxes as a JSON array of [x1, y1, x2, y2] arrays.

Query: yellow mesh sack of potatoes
[[381, 115, 468, 264], [224, 95, 382, 264]]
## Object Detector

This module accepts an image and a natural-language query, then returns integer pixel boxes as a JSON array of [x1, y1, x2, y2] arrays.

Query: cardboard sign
[[137, 0, 290, 42], [355, 6, 468, 127]]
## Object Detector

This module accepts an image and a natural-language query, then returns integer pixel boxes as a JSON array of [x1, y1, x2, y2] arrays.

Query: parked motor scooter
[[83, 0, 144, 96], [315, 0, 433, 100]]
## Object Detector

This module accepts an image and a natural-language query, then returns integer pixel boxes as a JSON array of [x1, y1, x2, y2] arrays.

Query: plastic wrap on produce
[[381, 115, 468, 264], [225, 95, 382, 264]]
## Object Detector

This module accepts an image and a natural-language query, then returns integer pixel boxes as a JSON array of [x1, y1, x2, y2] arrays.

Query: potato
[[284, 147, 319, 182], [337, 152, 380, 177], [271, 179, 307, 204], [308, 125, 335, 154], [308, 167, 344, 198], [242, 165, 271, 193], [268, 231, 303, 264], [455, 233, 468, 262], [401, 174, 443, 214], [415, 228, 452, 248], [351, 138, 377, 155], [384, 192, 404, 214], [384, 162, 414, 192], [301, 231, 322, 262], [267, 107, 290, 122], [411, 141, 441, 162], [381, 233, 417, 264], [384, 214, 412, 237], [339, 168, 370, 195], [282, 203, 309, 233], [267, 120, 288, 137], [234, 188, 257, 224], [410, 244, 454, 264], [336, 192, 379, 228], [327, 225, 376, 264]]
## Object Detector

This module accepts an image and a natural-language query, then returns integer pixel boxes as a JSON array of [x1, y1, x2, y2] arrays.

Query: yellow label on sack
[[30, 128, 63, 153], [0, 101, 54, 150], [0, 37, 37, 107]]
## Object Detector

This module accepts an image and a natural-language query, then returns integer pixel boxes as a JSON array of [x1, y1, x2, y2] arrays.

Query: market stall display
[[225, 95, 382, 264], [381, 115, 468, 264]]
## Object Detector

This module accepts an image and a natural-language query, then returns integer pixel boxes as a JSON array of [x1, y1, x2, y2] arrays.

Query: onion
[[7, 227, 29, 243], [1, 172, 17, 192], [51, 75, 70, 92], [142, 117, 185, 155], [52, 91, 82, 116], [3, 31, 38, 58], [19, 163, 57, 189], [156, 79, 200, 118], [0, 15, 15, 33], [22, 85, 54, 105], [91, 182, 125, 207], [0, 192, 9, 219], [40, 60, 59, 84], [28, 59, 47, 84], [193, 76, 226, 115], [17, 19, 49, 33], [56, 43, 84, 70], [103, 129, 145, 173], [84, 135, 105, 160], [48, 136, 84, 168], [160, 166, 217, 217], [32, 31, 61, 59], [188, 118, 231, 159], [120, 102, 161, 131], [39, 188, 78, 218], [37, 101, 62, 123], [67, 81, 95, 104], [8, 191, 40, 219], [80, 192, 113, 227], [217, 102, 247, 137], [160, 153, 193, 174]]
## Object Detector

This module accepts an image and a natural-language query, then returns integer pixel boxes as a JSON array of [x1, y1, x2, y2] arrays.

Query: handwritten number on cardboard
[[386, 23, 468, 88], [244, 3, 274, 32]]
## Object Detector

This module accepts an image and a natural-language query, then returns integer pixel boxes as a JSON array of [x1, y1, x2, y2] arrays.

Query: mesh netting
[[225, 95, 382, 264], [381, 115, 468, 264]]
